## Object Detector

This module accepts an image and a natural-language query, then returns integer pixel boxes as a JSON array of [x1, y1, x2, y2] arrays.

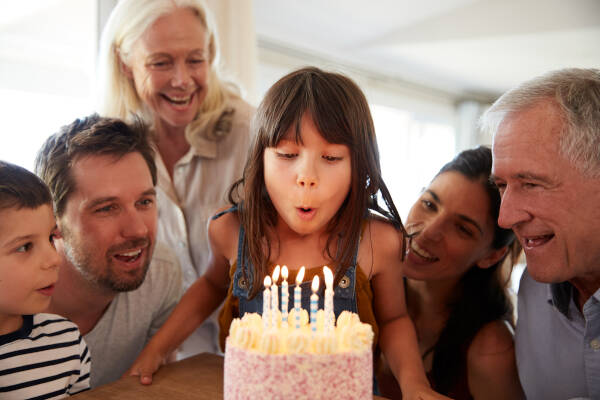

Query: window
[[372, 104, 455, 218], [0, 0, 96, 170]]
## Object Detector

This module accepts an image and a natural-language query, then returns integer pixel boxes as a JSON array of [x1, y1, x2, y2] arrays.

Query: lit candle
[[310, 275, 319, 334], [323, 266, 334, 331], [271, 265, 280, 329], [294, 266, 305, 330], [281, 266, 289, 324], [263, 276, 272, 330]]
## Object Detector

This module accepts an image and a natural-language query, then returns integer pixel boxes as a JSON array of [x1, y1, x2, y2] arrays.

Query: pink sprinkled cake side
[[223, 342, 373, 400]]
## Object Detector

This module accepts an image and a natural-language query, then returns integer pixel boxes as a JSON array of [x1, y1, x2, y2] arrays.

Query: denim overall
[[213, 205, 358, 317], [232, 225, 359, 318], [214, 206, 379, 394]]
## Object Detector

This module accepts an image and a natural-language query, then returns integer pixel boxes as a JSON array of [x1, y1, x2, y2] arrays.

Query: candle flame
[[281, 265, 288, 280], [272, 265, 280, 283], [323, 266, 333, 288], [296, 266, 305, 285], [264, 275, 272, 287], [311, 275, 320, 292]]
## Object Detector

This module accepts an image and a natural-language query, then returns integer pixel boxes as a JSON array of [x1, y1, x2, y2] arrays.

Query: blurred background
[[1, 0, 599, 228]]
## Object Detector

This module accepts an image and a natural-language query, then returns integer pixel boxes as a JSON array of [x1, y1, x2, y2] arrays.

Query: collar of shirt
[[153, 105, 237, 204], [547, 281, 573, 317], [0, 314, 33, 345], [185, 106, 237, 159], [547, 281, 600, 319]]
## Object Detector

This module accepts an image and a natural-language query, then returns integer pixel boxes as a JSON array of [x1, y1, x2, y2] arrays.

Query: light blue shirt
[[515, 269, 600, 400]]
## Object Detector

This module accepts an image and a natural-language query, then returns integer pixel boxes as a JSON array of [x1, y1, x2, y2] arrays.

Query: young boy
[[0, 161, 91, 398]]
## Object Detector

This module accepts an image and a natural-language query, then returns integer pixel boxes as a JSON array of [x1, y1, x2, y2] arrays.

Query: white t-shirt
[[84, 242, 183, 388]]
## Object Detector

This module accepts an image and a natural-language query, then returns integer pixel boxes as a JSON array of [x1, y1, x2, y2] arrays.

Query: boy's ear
[[476, 246, 508, 269], [54, 219, 65, 240]]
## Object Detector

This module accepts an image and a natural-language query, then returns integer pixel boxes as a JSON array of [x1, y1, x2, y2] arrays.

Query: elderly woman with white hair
[[97, 0, 254, 358]]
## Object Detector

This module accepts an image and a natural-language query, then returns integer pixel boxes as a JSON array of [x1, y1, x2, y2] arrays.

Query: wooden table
[[73, 352, 388, 399]]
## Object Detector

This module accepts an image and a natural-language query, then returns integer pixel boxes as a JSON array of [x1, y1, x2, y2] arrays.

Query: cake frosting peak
[[227, 310, 373, 355]]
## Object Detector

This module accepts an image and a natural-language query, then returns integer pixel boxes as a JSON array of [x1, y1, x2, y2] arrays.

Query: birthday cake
[[223, 309, 373, 400]]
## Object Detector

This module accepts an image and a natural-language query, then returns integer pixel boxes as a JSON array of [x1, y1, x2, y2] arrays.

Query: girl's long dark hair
[[428, 146, 520, 395], [229, 67, 405, 298]]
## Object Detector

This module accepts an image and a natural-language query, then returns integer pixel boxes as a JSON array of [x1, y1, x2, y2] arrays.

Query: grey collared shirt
[[515, 268, 600, 400]]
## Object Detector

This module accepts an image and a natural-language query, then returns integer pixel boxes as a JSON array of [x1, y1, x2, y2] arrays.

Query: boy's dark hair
[[0, 161, 52, 212], [34, 114, 156, 217]]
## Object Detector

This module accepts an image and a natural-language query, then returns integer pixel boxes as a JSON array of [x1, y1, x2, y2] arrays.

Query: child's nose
[[297, 174, 317, 187], [296, 158, 318, 188]]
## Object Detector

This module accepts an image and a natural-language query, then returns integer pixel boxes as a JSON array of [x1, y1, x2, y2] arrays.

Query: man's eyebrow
[[86, 189, 156, 210], [86, 196, 119, 210], [490, 172, 551, 185], [142, 188, 157, 197], [515, 172, 552, 183]]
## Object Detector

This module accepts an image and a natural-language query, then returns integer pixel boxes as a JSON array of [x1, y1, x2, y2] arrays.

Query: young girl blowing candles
[[127, 67, 450, 399]]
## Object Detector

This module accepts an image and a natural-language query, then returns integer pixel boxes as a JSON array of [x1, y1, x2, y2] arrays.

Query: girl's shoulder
[[208, 205, 241, 258], [358, 216, 403, 276], [364, 216, 403, 254]]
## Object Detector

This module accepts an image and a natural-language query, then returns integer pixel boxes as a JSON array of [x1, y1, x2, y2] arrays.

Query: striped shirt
[[0, 313, 91, 399]]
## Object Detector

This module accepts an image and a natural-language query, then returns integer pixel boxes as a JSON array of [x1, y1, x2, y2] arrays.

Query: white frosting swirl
[[312, 332, 337, 354], [260, 330, 281, 354], [227, 311, 372, 355], [287, 330, 310, 354]]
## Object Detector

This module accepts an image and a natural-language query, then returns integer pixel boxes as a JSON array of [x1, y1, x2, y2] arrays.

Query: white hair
[[96, 0, 238, 135], [481, 68, 600, 176]]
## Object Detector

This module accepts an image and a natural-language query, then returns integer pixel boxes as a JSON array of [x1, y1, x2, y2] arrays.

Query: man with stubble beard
[[35, 114, 183, 388]]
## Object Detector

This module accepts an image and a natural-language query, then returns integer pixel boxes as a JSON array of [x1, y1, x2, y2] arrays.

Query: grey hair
[[481, 68, 600, 177]]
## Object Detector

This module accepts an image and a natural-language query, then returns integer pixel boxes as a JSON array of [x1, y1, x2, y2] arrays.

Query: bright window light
[[0, 0, 96, 171], [372, 104, 456, 219]]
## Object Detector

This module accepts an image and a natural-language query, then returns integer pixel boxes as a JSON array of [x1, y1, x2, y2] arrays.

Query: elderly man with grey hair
[[482, 68, 600, 399]]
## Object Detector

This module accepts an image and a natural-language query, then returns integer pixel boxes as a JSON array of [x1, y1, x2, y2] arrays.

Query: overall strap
[[210, 204, 238, 221]]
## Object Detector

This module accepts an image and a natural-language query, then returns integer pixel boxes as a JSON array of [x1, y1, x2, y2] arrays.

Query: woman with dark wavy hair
[[379, 146, 524, 399]]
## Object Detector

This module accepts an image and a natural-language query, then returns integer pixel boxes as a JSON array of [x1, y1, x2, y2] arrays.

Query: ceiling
[[1, 0, 598, 104], [253, 0, 600, 102]]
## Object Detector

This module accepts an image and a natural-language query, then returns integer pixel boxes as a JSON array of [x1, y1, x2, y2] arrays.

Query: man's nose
[[497, 187, 531, 229], [121, 209, 149, 238]]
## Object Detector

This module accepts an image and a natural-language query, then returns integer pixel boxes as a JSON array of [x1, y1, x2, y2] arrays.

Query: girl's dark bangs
[[267, 93, 308, 147], [310, 103, 353, 146]]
